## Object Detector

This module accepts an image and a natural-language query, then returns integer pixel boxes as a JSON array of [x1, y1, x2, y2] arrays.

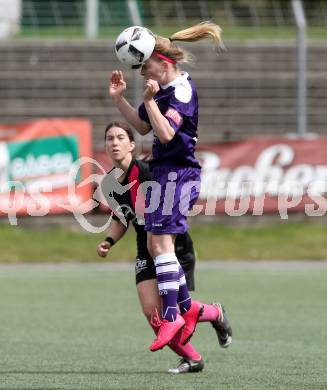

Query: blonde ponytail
[[154, 21, 224, 64], [170, 21, 223, 49]]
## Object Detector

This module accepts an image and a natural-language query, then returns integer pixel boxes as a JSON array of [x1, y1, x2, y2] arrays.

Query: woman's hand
[[97, 241, 111, 258], [109, 70, 127, 102], [143, 79, 159, 102]]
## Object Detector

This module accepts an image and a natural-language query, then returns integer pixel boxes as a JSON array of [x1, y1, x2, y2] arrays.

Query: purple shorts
[[144, 165, 201, 234]]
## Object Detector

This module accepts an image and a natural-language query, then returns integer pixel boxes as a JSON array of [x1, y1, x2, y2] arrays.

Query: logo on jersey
[[165, 108, 182, 127]]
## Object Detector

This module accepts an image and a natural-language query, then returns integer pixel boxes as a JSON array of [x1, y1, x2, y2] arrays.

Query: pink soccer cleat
[[180, 301, 204, 345], [150, 314, 185, 352]]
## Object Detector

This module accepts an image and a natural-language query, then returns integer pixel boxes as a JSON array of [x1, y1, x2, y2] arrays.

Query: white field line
[[0, 260, 327, 272]]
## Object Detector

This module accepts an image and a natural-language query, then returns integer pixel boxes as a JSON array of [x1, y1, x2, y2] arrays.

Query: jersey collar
[[160, 71, 189, 90]]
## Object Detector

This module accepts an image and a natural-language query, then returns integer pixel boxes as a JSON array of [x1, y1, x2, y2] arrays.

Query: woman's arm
[[114, 96, 151, 135], [109, 71, 151, 135], [96, 218, 128, 258], [143, 79, 175, 144], [144, 99, 175, 144]]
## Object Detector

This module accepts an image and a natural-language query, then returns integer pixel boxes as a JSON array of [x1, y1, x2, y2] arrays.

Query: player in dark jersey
[[97, 122, 232, 373], [109, 22, 231, 351]]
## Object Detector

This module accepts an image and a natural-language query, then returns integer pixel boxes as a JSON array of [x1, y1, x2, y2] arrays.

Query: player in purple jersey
[[109, 22, 226, 351], [97, 122, 232, 373]]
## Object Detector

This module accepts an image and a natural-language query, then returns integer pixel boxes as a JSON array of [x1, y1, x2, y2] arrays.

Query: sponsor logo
[[135, 259, 148, 274], [165, 108, 182, 126]]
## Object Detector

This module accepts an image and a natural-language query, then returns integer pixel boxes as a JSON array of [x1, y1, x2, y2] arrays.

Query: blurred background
[[1, 0, 327, 262], [1, 0, 327, 144]]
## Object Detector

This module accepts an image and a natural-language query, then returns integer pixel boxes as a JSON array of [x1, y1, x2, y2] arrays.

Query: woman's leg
[[136, 279, 201, 361], [149, 233, 183, 322], [148, 232, 202, 349], [136, 278, 161, 322], [150, 233, 175, 256], [145, 167, 202, 348]]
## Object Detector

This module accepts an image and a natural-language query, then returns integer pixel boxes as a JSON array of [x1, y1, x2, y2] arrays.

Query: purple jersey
[[138, 72, 201, 169]]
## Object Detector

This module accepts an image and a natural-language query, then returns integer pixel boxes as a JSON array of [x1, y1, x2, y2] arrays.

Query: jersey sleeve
[[140, 97, 188, 133], [138, 102, 150, 124], [100, 171, 122, 220], [164, 84, 196, 133], [136, 160, 152, 182], [164, 105, 184, 132], [110, 208, 130, 227]]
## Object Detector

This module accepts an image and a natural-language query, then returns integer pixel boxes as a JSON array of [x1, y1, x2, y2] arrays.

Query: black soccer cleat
[[168, 357, 204, 374], [211, 303, 232, 348]]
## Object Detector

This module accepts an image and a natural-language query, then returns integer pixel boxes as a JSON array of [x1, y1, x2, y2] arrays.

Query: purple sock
[[177, 266, 191, 313], [154, 253, 180, 321]]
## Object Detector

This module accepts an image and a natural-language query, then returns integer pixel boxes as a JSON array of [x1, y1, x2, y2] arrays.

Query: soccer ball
[[115, 26, 156, 68]]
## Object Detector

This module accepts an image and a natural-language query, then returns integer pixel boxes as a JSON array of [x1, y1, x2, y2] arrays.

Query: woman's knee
[[151, 234, 175, 257], [147, 234, 154, 258], [147, 242, 154, 258]]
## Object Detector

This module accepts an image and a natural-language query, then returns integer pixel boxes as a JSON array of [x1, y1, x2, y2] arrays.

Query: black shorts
[[135, 232, 196, 291]]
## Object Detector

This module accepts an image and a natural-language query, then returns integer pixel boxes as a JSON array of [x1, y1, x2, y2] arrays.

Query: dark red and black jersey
[[101, 159, 150, 227], [101, 159, 151, 259]]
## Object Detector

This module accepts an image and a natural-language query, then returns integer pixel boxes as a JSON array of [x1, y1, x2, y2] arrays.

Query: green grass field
[[1, 222, 327, 263], [0, 264, 326, 389]]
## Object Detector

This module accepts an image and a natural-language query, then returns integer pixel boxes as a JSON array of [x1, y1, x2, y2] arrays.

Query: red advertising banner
[[196, 137, 327, 217], [0, 119, 93, 219], [95, 137, 327, 217]]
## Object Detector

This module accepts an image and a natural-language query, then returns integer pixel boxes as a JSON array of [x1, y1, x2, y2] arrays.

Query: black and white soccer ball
[[115, 26, 156, 68]]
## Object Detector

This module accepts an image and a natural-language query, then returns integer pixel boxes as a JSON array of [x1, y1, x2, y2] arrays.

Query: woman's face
[[140, 57, 166, 81], [105, 126, 134, 163]]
